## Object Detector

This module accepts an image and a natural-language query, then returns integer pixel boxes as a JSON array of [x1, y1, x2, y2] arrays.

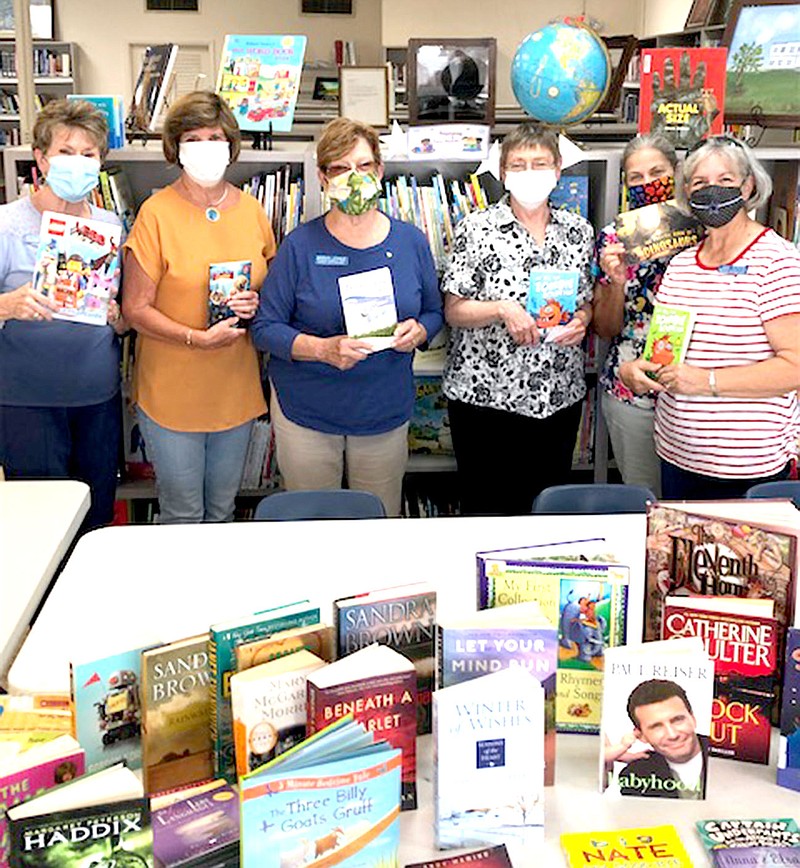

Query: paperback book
[[561, 824, 694, 867], [711, 848, 800, 867], [234, 622, 334, 671], [642, 303, 696, 368], [128, 43, 178, 132], [779, 626, 800, 792], [338, 266, 398, 350], [615, 202, 702, 265], [208, 260, 251, 327], [526, 269, 579, 341], [405, 844, 513, 868], [696, 818, 800, 851]]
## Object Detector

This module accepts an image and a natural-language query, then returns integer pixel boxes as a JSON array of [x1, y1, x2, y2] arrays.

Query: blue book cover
[[526, 270, 579, 335], [216, 34, 307, 133], [779, 627, 800, 792], [550, 174, 589, 218], [68, 94, 125, 149]]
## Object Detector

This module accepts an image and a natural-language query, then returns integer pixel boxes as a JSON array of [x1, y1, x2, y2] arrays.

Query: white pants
[[270, 393, 409, 517], [601, 391, 661, 497]]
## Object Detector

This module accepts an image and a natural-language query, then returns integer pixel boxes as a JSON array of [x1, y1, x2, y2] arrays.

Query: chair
[[745, 480, 800, 508], [531, 483, 656, 515], [254, 489, 386, 520]]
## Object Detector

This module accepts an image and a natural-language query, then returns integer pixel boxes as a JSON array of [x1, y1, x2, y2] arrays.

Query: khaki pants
[[270, 394, 409, 517]]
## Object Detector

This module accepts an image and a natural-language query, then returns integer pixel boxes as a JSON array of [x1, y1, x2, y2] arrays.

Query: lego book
[[338, 266, 398, 350], [779, 626, 800, 792], [562, 824, 693, 866], [615, 201, 702, 264], [642, 303, 695, 367], [526, 269, 579, 342], [696, 818, 800, 851], [208, 260, 251, 328]]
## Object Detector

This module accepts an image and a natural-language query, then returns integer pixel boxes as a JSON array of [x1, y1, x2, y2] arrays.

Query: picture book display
[[239, 717, 401, 868], [526, 269, 579, 342], [334, 582, 436, 734], [615, 202, 702, 264], [306, 643, 418, 810], [642, 303, 696, 368], [779, 626, 800, 792], [208, 260, 251, 327], [662, 596, 778, 763], [338, 266, 398, 350], [600, 637, 714, 800], [561, 824, 694, 867], [434, 666, 545, 854], [32, 210, 122, 326], [216, 34, 307, 133], [67, 94, 125, 149], [405, 844, 513, 868], [128, 43, 178, 132], [638, 47, 727, 148], [696, 818, 800, 851]]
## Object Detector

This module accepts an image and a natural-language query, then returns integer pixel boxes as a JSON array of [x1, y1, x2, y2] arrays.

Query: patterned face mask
[[626, 174, 675, 210], [689, 184, 745, 228], [327, 170, 382, 216]]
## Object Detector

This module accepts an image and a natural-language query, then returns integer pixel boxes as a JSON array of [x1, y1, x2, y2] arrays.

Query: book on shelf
[[434, 666, 545, 854], [334, 582, 436, 735], [238, 415, 278, 493], [550, 173, 589, 218], [105, 167, 137, 235], [231, 647, 325, 777], [209, 600, 320, 782], [338, 266, 398, 350], [32, 210, 122, 327], [208, 260, 251, 328], [436, 601, 558, 785], [561, 824, 694, 867], [409, 374, 453, 457], [405, 844, 513, 868], [7, 763, 149, 868], [600, 637, 714, 800], [128, 43, 178, 133], [696, 818, 800, 851], [526, 269, 579, 341], [779, 626, 800, 792], [67, 94, 125, 149], [140, 634, 214, 795], [711, 847, 800, 867], [234, 622, 334, 671], [239, 716, 401, 868], [307, 643, 417, 811], [642, 303, 695, 368], [244, 166, 304, 246], [662, 595, 778, 763], [615, 201, 702, 264]]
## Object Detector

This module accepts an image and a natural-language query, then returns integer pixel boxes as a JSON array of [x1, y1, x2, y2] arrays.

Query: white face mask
[[504, 168, 558, 209], [179, 140, 230, 187]]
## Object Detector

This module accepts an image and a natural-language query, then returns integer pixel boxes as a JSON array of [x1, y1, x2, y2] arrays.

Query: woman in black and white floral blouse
[[442, 122, 594, 515]]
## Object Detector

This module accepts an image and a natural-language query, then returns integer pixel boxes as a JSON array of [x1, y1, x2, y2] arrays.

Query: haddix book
[[561, 824, 693, 867]]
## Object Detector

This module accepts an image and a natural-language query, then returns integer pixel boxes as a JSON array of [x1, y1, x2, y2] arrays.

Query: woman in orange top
[[122, 92, 274, 523]]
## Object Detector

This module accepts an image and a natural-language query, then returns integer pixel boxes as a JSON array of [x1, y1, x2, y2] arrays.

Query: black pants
[[448, 398, 584, 516], [661, 458, 793, 500]]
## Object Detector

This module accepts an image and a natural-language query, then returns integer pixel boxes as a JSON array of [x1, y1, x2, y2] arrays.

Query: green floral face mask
[[327, 170, 382, 216]]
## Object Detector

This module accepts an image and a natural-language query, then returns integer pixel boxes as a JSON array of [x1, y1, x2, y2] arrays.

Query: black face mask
[[689, 185, 745, 228]]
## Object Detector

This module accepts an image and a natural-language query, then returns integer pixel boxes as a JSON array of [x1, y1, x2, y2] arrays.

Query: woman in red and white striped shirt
[[621, 136, 800, 500]]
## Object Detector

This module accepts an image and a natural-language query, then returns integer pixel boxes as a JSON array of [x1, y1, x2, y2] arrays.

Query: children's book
[[140, 634, 214, 794], [638, 47, 727, 148], [239, 717, 401, 868], [409, 375, 453, 457], [712, 847, 800, 867], [662, 596, 778, 763], [696, 818, 800, 851], [32, 210, 121, 326], [128, 43, 178, 133], [436, 601, 558, 785], [208, 260, 251, 328], [209, 600, 320, 783], [561, 824, 694, 867], [307, 643, 418, 810], [231, 647, 325, 777], [234, 623, 334, 671], [334, 582, 436, 734], [434, 667, 545, 855], [779, 626, 800, 792], [526, 269, 579, 342], [642, 303, 695, 368], [68, 94, 125, 149], [338, 266, 398, 350], [615, 202, 702, 264], [600, 637, 714, 800], [550, 174, 589, 218], [405, 844, 513, 868], [0, 694, 71, 735], [216, 34, 306, 133]]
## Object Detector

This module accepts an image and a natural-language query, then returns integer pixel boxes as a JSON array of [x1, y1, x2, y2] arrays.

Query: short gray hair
[[501, 122, 560, 169], [680, 137, 772, 211], [622, 133, 678, 175]]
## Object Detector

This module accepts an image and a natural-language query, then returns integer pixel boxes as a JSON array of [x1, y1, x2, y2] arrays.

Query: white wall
[[642, 0, 693, 37]]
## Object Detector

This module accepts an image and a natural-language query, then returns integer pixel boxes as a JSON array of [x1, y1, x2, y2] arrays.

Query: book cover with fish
[[642, 303, 695, 367], [526, 269, 579, 341]]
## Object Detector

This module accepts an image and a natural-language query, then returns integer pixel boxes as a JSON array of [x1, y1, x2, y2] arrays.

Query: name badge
[[717, 264, 748, 275], [315, 254, 349, 266]]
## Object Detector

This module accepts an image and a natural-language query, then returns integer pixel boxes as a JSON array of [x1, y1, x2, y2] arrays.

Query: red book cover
[[639, 47, 727, 148]]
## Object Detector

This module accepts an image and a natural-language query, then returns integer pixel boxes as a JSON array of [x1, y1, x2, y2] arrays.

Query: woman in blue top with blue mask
[[251, 118, 443, 516], [0, 99, 125, 531]]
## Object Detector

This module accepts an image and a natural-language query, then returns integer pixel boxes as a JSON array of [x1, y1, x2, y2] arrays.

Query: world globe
[[511, 21, 611, 125]]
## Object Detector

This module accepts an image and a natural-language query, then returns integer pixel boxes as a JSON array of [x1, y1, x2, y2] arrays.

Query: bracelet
[[185, 328, 193, 347], [709, 368, 718, 397]]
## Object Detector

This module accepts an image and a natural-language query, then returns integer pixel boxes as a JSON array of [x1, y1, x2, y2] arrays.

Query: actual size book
[[615, 201, 702, 264], [208, 260, 251, 327], [338, 266, 399, 350], [561, 824, 694, 866], [526, 269, 579, 342], [642, 303, 695, 368]]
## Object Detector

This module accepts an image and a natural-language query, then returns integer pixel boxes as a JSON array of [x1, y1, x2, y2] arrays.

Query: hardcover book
[[128, 43, 178, 133], [561, 824, 694, 867], [239, 717, 401, 868], [600, 637, 714, 800], [526, 269, 579, 341], [779, 626, 800, 792], [712, 847, 800, 867], [642, 303, 695, 367], [32, 210, 121, 326], [234, 623, 334, 671], [696, 818, 800, 851], [208, 260, 251, 328], [662, 596, 778, 763], [334, 582, 435, 734], [405, 844, 513, 868], [615, 202, 702, 265], [338, 266, 398, 350], [307, 643, 417, 810], [141, 635, 214, 794], [434, 667, 545, 854]]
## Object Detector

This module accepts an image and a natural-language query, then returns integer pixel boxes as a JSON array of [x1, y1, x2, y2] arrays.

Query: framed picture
[[407, 37, 496, 126], [313, 75, 339, 101], [595, 35, 638, 115], [338, 65, 390, 127], [722, 0, 800, 127], [685, 0, 718, 27], [0, 0, 53, 39]]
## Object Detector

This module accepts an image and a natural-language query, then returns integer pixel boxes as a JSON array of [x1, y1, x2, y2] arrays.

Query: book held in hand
[[561, 824, 693, 866], [526, 269, 579, 342], [208, 260, 251, 328], [615, 201, 702, 264], [642, 303, 695, 368], [338, 266, 398, 350]]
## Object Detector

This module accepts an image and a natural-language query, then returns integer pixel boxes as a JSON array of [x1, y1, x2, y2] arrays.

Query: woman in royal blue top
[[251, 118, 443, 516]]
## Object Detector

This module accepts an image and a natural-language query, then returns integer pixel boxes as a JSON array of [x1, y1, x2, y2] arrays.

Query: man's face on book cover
[[633, 695, 700, 764]]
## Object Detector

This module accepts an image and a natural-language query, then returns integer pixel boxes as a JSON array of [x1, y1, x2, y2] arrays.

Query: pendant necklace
[[204, 186, 228, 223]]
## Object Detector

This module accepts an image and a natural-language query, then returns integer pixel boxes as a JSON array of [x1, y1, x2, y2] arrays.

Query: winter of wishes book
[[231, 647, 325, 777], [405, 844, 513, 868], [434, 666, 545, 855], [209, 600, 320, 782], [0, 735, 85, 866], [128, 43, 178, 132], [711, 848, 800, 867], [600, 637, 714, 800], [779, 626, 800, 792], [307, 643, 417, 810], [32, 210, 121, 326], [208, 260, 251, 327], [239, 717, 401, 868], [234, 622, 335, 671], [477, 544, 629, 734], [561, 824, 694, 867], [662, 596, 778, 763], [141, 634, 213, 794], [338, 266, 398, 350], [615, 202, 702, 265], [526, 269, 579, 341], [696, 818, 800, 851], [7, 763, 150, 867], [643, 303, 696, 368], [436, 601, 558, 785], [334, 582, 435, 734], [638, 47, 727, 149]]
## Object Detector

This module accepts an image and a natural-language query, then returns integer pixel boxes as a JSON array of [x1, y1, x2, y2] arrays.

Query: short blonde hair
[[162, 91, 241, 165], [316, 118, 382, 174], [32, 98, 109, 159]]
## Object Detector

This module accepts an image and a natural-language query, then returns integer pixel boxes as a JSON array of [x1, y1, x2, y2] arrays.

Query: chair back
[[532, 483, 656, 515], [254, 489, 386, 520], [745, 480, 800, 508]]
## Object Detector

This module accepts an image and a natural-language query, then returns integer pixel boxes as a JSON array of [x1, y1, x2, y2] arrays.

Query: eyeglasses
[[323, 160, 378, 179], [685, 135, 746, 157], [504, 159, 557, 172]]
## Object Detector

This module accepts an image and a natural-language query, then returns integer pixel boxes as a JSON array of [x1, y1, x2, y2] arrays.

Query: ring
[[33, 312, 41, 320]]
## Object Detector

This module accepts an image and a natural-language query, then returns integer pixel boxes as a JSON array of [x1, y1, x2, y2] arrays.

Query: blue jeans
[[137, 409, 253, 524], [661, 459, 792, 501]]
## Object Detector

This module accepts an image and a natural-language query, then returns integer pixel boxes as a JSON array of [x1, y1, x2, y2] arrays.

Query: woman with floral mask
[[442, 122, 594, 515], [621, 136, 800, 499], [592, 133, 679, 497], [251, 118, 442, 516], [122, 92, 273, 523], [0, 99, 125, 532]]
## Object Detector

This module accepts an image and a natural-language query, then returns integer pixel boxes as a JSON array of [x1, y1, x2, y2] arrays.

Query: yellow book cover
[[561, 825, 693, 867], [234, 623, 334, 672]]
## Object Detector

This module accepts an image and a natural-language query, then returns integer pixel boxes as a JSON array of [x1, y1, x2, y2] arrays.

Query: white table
[[0, 479, 89, 687]]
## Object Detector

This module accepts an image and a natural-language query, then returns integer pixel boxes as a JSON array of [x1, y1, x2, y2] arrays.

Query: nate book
[[779, 626, 800, 792], [561, 824, 693, 866], [615, 203, 702, 265], [643, 304, 695, 368], [526, 269, 579, 342]]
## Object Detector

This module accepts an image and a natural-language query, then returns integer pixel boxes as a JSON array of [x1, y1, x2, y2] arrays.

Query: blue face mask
[[45, 154, 101, 202]]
